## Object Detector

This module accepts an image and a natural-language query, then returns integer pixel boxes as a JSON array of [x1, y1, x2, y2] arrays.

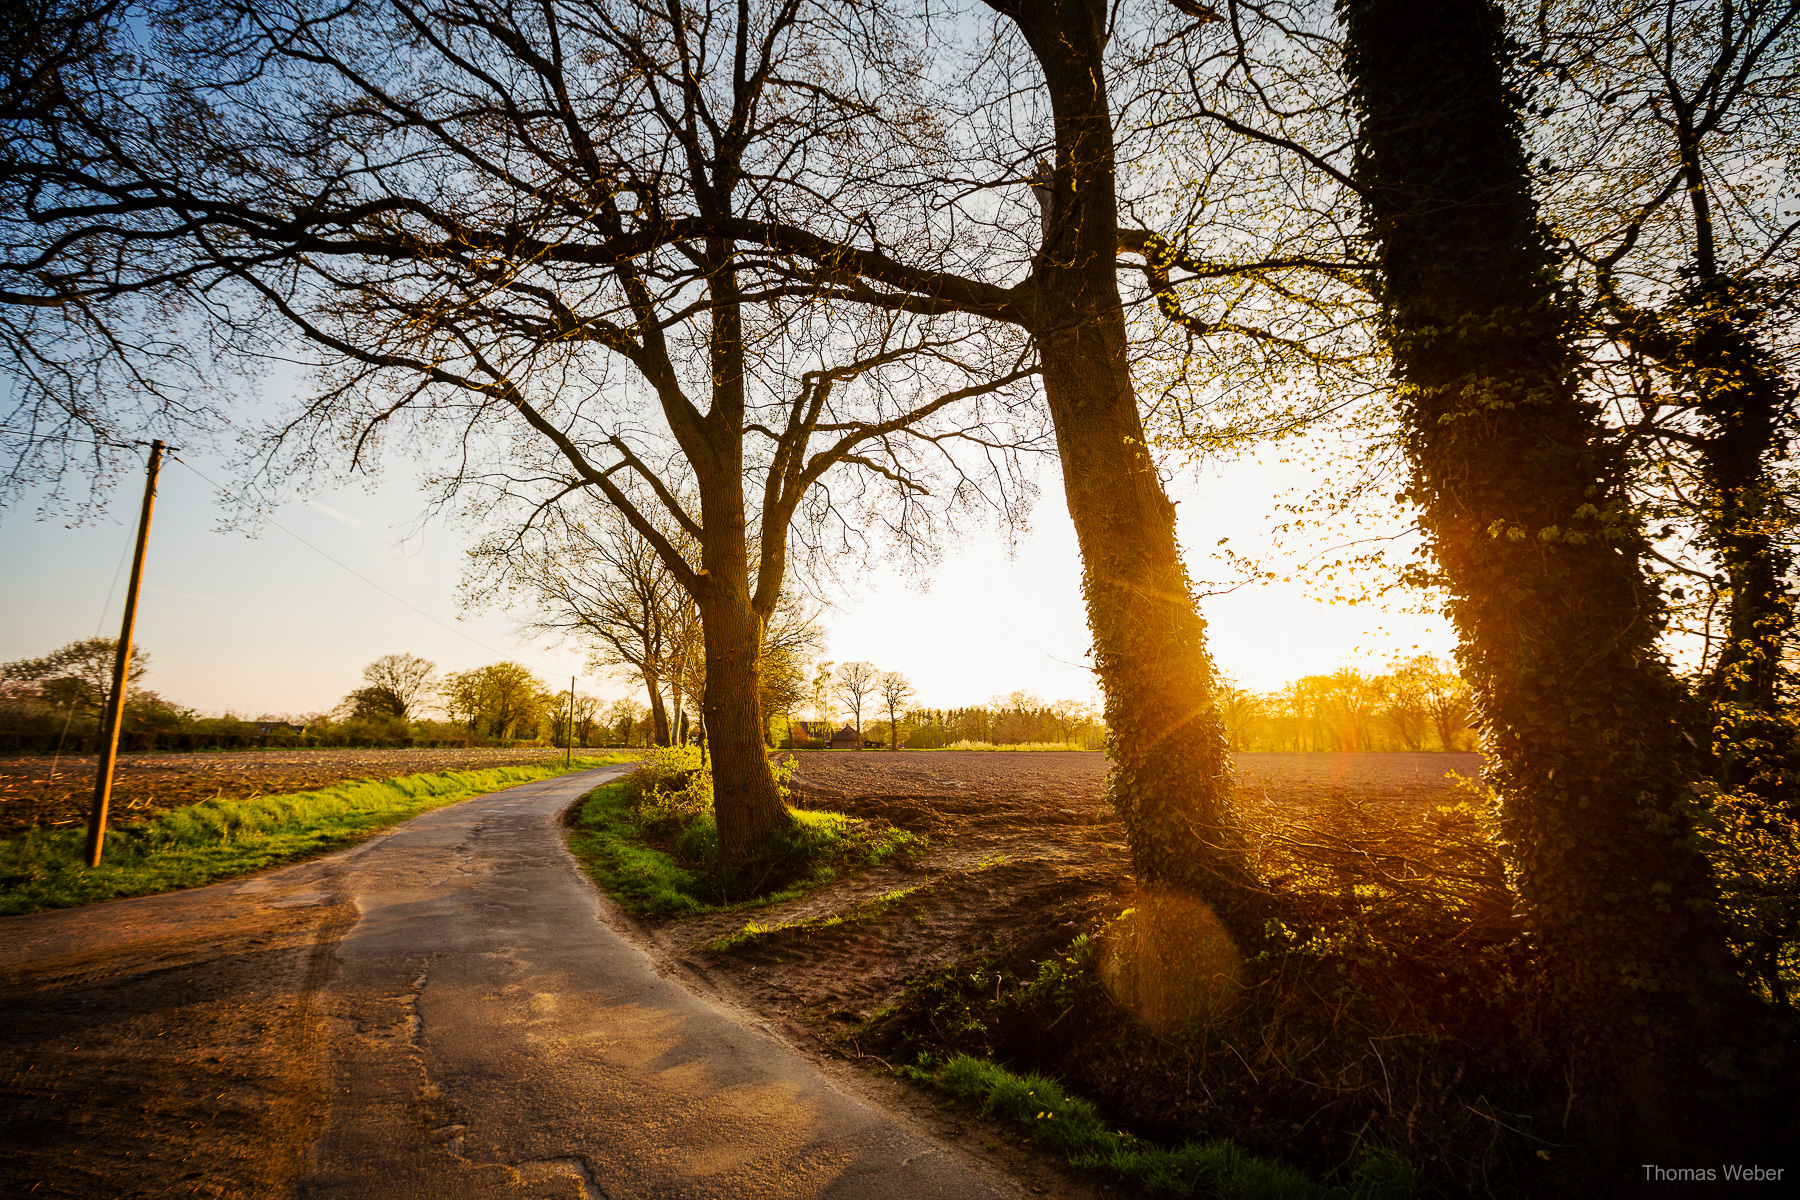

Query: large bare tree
[[359, 653, 438, 722], [3, 0, 1043, 862]]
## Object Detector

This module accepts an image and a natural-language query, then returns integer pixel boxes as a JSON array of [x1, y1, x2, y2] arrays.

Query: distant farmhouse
[[830, 725, 860, 749]]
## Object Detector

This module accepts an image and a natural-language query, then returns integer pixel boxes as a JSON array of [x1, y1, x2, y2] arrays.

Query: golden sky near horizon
[[0, 439, 1457, 718]]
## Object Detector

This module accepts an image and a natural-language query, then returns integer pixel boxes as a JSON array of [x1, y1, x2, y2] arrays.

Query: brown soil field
[[631, 749, 1486, 1064], [0, 747, 603, 838]]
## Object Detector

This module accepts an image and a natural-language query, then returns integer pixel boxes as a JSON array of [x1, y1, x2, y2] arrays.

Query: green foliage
[[567, 782, 713, 915], [441, 661, 553, 740], [0, 637, 148, 721], [341, 684, 407, 721], [1016, 933, 1096, 1008], [902, 698, 1105, 750], [1217, 659, 1472, 753], [0, 756, 628, 915], [624, 745, 710, 814], [1696, 707, 1800, 1005], [922, 1054, 1412, 1199], [566, 774, 920, 915]]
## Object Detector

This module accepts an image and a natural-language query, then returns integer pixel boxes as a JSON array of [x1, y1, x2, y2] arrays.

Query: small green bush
[[927, 1053, 1412, 1199]]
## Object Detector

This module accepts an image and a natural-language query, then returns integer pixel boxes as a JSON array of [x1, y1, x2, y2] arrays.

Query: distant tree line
[[766, 662, 1469, 755], [901, 694, 1106, 750], [0, 641, 633, 752], [1216, 658, 1473, 753]]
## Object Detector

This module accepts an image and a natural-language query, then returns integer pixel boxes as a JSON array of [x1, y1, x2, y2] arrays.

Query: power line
[[168, 454, 583, 681], [6, 422, 592, 686], [0, 426, 153, 451]]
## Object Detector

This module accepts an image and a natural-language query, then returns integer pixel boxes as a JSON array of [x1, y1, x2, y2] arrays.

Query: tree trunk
[[994, 0, 1269, 952], [695, 569, 789, 863], [643, 674, 671, 748], [689, 251, 794, 864], [1681, 296, 1797, 801], [1340, 0, 1761, 1152]]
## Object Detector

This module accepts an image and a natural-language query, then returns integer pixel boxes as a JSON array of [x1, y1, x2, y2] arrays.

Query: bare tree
[[2, 0, 1042, 863], [833, 661, 879, 746], [809, 660, 836, 728], [4, 0, 1288, 931], [478, 501, 687, 747], [876, 670, 915, 750], [360, 654, 438, 722]]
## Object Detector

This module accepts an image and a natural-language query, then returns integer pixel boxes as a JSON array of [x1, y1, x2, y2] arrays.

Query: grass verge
[[566, 779, 920, 916], [0, 755, 632, 916], [915, 1053, 1413, 1199], [701, 882, 931, 951]]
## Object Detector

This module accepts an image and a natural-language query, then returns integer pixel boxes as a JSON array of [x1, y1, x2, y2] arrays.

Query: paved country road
[[0, 766, 1012, 1199]]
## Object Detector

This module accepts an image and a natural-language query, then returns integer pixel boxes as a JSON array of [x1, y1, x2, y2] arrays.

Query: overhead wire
[[6, 423, 595, 703], [36, 509, 137, 793], [167, 453, 580, 679]]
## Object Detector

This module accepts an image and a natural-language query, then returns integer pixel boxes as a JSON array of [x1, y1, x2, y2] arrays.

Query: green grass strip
[[567, 781, 919, 916], [701, 883, 930, 951], [568, 782, 717, 915], [922, 1053, 1414, 1199], [0, 755, 632, 916]]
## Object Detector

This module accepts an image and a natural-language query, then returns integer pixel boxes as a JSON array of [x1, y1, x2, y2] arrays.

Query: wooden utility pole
[[84, 440, 164, 868]]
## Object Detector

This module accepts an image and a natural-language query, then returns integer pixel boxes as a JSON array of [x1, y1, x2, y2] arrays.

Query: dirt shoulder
[[0, 865, 353, 1199]]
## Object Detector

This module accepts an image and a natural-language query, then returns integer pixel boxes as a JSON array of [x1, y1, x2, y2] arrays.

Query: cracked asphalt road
[[0, 766, 1011, 1199]]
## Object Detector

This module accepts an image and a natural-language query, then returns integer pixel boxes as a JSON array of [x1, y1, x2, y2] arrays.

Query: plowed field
[[0, 747, 602, 837], [642, 749, 1485, 1049]]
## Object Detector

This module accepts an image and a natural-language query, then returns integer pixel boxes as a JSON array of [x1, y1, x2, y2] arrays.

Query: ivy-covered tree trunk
[[991, 0, 1269, 951], [1339, 0, 1759, 1150], [1688, 297, 1796, 716]]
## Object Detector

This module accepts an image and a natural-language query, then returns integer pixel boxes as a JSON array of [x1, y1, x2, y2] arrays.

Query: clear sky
[[0, 431, 1456, 717]]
